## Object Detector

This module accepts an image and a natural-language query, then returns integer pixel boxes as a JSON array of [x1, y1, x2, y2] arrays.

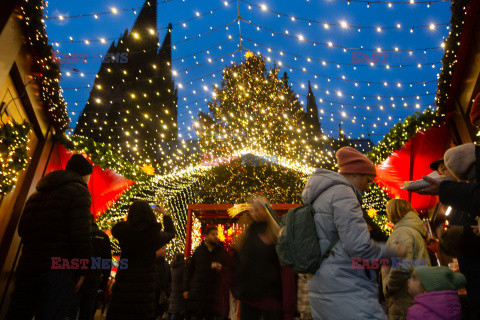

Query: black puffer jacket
[[168, 255, 186, 314], [184, 242, 228, 316], [107, 207, 175, 320], [16, 170, 92, 275]]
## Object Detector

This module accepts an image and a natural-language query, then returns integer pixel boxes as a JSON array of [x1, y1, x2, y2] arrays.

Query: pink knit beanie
[[336, 146, 376, 176]]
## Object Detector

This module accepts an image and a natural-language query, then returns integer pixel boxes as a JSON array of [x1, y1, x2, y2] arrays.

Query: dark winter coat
[[154, 256, 171, 314], [107, 215, 175, 320], [16, 170, 92, 275], [234, 222, 282, 304], [438, 144, 480, 318], [447, 209, 480, 318], [439, 181, 480, 216], [168, 257, 186, 314], [184, 241, 228, 316], [439, 144, 480, 217]]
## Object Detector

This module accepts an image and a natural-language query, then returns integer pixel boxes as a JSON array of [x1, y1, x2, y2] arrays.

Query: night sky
[[44, 0, 452, 143]]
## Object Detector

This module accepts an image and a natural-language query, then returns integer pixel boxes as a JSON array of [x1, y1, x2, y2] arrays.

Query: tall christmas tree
[[195, 53, 334, 168]]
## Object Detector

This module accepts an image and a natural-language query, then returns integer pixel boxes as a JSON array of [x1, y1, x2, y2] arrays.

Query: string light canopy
[[243, 0, 449, 32], [45, 0, 452, 146]]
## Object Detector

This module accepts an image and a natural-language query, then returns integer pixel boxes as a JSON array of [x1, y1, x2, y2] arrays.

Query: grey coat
[[381, 211, 430, 320], [302, 169, 395, 320]]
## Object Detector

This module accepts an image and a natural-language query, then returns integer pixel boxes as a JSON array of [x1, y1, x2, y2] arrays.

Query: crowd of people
[[4, 142, 480, 320]]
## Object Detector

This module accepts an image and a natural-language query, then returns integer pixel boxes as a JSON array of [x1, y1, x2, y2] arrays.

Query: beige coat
[[381, 211, 431, 320]]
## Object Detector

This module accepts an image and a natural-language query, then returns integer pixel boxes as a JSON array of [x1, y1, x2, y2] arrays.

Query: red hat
[[336, 146, 376, 176], [470, 92, 480, 126]]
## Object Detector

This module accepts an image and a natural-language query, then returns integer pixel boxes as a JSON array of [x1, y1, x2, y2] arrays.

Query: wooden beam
[[184, 209, 193, 257], [0, 0, 20, 34], [10, 63, 44, 140]]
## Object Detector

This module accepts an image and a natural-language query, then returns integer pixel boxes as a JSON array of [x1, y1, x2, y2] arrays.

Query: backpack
[[273, 198, 339, 274]]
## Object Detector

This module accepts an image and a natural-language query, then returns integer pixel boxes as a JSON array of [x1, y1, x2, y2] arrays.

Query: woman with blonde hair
[[382, 199, 430, 320], [233, 196, 294, 320]]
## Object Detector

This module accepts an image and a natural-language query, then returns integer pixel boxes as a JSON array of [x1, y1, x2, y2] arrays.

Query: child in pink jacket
[[407, 266, 466, 320]]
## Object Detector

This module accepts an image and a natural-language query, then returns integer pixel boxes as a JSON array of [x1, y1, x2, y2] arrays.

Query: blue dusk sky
[[44, 0, 452, 142]]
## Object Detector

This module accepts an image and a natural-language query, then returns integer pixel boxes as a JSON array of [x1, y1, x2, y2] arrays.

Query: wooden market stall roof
[[438, 0, 480, 144], [184, 203, 300, 256]]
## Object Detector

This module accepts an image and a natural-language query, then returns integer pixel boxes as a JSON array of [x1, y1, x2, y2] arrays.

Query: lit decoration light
[[20, 0, 69, 131], [0, 121, 32, 196], [367, 207, 377, 218], [33, 0, 463, 256]]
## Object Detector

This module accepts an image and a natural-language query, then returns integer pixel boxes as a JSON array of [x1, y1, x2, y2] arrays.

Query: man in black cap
[[6, 154, 93, 320]]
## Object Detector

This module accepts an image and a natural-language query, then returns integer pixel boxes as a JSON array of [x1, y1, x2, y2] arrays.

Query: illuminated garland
[[362, 109, 442, 229], [194, 158, 307, 205], [97, 175, 201, 258], [57, 134, 148, 181], [367, 108, 441, 164], [436, 0, 470, 114], [0, 121, 32, 195], [21, 0, 69, 131]]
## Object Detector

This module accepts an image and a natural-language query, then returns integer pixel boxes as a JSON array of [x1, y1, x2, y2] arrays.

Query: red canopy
[[45, 144, 135, 219], [375, 125, 449, 212]]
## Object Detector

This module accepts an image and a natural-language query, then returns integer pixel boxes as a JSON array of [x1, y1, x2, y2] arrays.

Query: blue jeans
[[6, 270, 76, 320]]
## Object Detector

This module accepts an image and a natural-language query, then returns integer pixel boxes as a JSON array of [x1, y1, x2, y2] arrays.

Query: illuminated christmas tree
[[195, 53, 335, 168]]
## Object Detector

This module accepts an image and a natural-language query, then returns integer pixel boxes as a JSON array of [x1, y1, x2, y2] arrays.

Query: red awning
[[45, 144, 135, 219], [375, 125, 449, 212]]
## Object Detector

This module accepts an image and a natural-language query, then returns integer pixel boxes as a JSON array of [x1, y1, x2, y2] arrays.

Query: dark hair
[[205, 225, 217, 235], [174, 253, 184, 264], [127, 200, 156, 227], [440, 226, 466, 257]]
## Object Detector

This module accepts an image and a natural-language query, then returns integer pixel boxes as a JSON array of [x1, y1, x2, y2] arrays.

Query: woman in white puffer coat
[[303, 147, 402, 320]]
